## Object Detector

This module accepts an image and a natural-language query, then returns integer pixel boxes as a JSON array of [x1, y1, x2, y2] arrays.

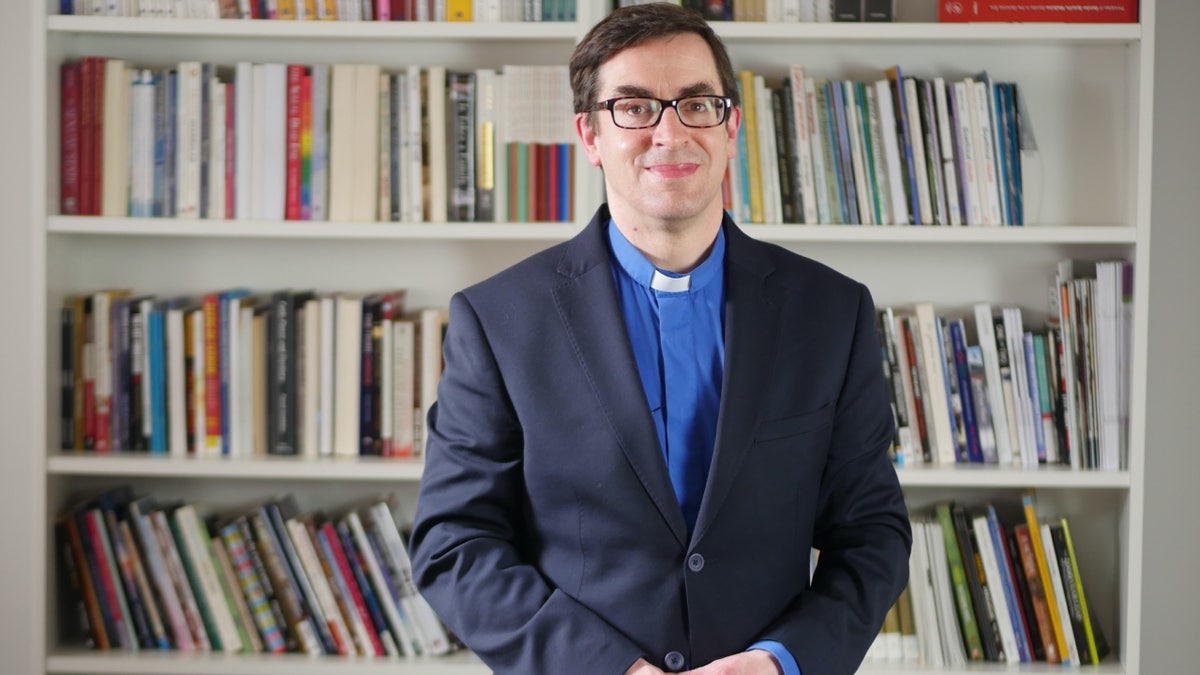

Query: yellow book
[[1022, 492, 1070, 662], [276, 0, 297, 20], [738, 70, 763, 223], [447, 0, 473, 21], [1061, 517, 1105, 664]]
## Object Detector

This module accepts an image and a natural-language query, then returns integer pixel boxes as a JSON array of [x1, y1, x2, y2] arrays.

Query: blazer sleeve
[[408, 291, 644, 675], [763, 283, 912, 675]]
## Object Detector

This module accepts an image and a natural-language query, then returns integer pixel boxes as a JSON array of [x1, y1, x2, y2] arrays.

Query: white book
[[1096, 261, 1123, 470], [138, 298, 155, 442], [176, 61, 203, 218], [863, 84, 891, 225], [803, 78, 831, 224], [174, 505, 242, 652], [915, 303, 956, 465], [353, 64, 382, 223], [404, 66, 425, 223], [924, 519, 967, 667], [873, 79, 907, 226], [933, 77, 963, 226], [378, 72, 392, 222], [368, 502, 451, 654], [1002, 307, 1038, 467], [391, 319, 416, 457], [1040, 523, 1081, 665], [318, 295, 336, 456], [234, 62, 253, 220], [129, 504, 193, 650], [285, 518, 355, 655], [225, 298, 243, 457], [101, 59, 129, 217], [968, 77, 1003, 226], [301, 296, 321, 459], [207, 76, 226, 220], [310, 64, 331, 221], [952, 79, 983, 225], [344, 511, 418, 657], [972, 515, 1020, 663], [333, 293, 362, 457], [166, 304, 188, 457], [1014, 84, 1042, 224], [249, 64, 266, 220], [151, 509, 211, 650], [129, 69, 155, 217], [842, 81, 874, 225], [417, 307, 446, 456], [753, 76, 780, 224], [973, 303, 1014, 465], [426, 65, 448, 223], [907, 521, 943, 666], [788, 65, 818, 224], [328, 64, 356, 222], [190, 307, 211, 457], [260, 63, 287, 221], [237, 301, 254, 457]]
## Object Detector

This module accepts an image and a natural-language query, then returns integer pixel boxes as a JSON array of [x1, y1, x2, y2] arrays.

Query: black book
[[834, 0, 863, 21], [864, 0, 894, 21], [952, 503, 1005, 661]]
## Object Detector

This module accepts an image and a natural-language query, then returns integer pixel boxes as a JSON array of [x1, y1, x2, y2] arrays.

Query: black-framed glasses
[[590, 95, 732, 129]]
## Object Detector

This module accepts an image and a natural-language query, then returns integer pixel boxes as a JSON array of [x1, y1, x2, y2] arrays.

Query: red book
[[78, 57, 99, 215], [938, 0, 1137, 23], [319, 521, 386, 655], [61, 61, 82, 215], [225, 82, 236, 220], [284, 64, 305, 221], [547, 142, 559, 223], [89, 57, 106, 216], [300, 72, 312, 221]]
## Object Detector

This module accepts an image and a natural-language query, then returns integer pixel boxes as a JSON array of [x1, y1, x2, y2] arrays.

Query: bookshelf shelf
[[46, 453, 427, 481], [47, 217, 1136, 245], [895, 464, 1132, 489], [45, 15, 583, 41], [711, 21, 1141, 44], [46, 649, 488, 675]]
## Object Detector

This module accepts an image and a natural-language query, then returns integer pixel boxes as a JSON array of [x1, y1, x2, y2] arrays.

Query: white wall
[[1142, 0, 1200, 671], [0, 0, 42, 673]]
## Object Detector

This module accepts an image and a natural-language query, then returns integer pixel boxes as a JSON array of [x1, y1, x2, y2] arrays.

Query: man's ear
[[575, 113, 603, 168], [725, 105, 742, 158]]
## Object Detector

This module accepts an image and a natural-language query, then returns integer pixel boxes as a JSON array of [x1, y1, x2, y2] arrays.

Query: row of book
[[937, 0, 1138, 23], [56, 487, 452, 656], [619, 0, 895, 22], [868, 493, 1110, 666], [879, 260, 1132, 471], [59, 289, 447, 459], [726, 65, 1035, 226], [59, 57, 574, 223], [59, 0, 579, 21]]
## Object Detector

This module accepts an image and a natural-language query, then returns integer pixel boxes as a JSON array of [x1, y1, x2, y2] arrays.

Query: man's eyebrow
[[607, 82, 718, 99]]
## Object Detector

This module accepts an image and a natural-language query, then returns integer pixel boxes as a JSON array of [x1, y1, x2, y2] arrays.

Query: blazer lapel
[[551, 209, 689, 545], [692, 220, 781, 544]]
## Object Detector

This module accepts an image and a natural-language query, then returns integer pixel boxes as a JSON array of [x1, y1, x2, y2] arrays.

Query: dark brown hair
[[569, 3, 740, 120]]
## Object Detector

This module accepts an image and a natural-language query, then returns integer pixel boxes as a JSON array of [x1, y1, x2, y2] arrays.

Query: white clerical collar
[[650, 270, 690, 293]]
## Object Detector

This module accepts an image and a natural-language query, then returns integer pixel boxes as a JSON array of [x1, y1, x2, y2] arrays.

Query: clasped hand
[[623, 650, 780, 675]]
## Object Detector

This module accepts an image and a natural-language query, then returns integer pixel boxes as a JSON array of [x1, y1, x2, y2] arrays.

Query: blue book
[[987, 504, 1033, 662], [950, 320, 984, 462], [829, 80, 860, 224], [886, 66, 920, 224], [934, 316, 965, 461], [822, 82, 848, 223], [1022, 332, 1047, 462], [217, 288, 252, 454], [147, 308, 167, 454]]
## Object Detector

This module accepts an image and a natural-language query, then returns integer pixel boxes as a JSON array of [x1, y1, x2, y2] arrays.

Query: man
[[409, 4, 911, 674]]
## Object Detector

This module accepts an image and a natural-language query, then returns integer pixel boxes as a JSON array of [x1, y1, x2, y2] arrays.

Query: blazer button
[[664, 651, 686, 671], [687, 553, 705, 572]]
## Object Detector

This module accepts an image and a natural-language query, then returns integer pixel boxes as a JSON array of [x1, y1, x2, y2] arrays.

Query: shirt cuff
[[748, 640, 801, 675]]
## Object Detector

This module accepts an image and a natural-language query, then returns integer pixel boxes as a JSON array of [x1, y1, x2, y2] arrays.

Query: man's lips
[[645, 163, 700, 179]]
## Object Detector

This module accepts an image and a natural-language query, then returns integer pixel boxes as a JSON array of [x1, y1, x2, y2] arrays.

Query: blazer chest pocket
[[755, 404, 834, 442]]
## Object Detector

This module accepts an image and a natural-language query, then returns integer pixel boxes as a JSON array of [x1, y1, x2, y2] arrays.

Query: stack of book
[[56, 487, 452, 657], [869, 492, 1110, 666], [59, 58, 574, 223], [726, 65, 1034, 226], [57, 0, 579, 22], [876, 259, 1133, 471], [59, 288, 446, 459]]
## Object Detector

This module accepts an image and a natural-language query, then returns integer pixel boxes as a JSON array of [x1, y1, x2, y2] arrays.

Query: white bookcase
[[35, 1, 1154, 674]]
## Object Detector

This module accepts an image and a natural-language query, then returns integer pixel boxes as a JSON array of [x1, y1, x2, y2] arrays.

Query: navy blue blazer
[[410, 205, 911, 675]]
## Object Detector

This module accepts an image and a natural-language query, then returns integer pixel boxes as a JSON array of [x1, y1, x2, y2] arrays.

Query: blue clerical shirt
[[607, 221, 800, 675]]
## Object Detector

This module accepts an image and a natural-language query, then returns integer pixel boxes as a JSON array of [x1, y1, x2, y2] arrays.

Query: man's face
[[575, 33, 740, 230]]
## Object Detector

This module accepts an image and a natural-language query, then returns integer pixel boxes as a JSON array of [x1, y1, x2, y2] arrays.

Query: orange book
[[1022, 492, 1071, 661]]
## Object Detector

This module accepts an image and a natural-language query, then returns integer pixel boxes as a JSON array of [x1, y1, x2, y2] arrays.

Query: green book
[[936, 502, 984, 660]]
